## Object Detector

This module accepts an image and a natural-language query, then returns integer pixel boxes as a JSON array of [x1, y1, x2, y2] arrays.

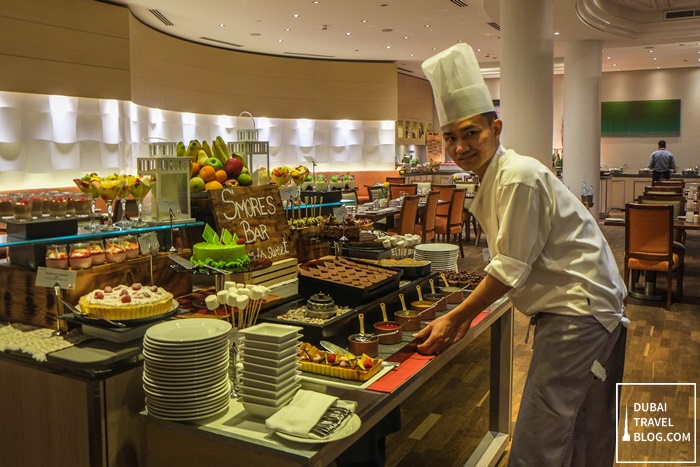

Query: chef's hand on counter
[[414, 274, 512, 355]]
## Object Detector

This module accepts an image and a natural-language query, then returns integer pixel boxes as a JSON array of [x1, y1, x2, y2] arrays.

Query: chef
[[414, 43, 629, 467]]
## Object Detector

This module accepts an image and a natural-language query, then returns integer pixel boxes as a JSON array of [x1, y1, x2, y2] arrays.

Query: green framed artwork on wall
[[601, 99, 681, 137]]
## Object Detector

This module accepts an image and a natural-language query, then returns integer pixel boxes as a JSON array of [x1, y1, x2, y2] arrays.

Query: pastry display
[[299, 257, 398, 289], [78, 283, 173, 321], [45, 244, 69, 269], [123, 235, 139, 259], [69, 243, 92, 269], [298, 342, 382, 382], [105, 238, 127, 263], [89, 240, 106, 265], [318, 215, 360, 240], [442, 270, 487, 288]]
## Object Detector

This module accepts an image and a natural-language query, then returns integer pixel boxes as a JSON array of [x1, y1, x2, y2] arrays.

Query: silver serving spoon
[[55, 294, 127, 328]]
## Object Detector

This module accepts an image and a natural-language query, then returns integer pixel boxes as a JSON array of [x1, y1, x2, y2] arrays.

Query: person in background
[[648, 140, 676, 181], [416, 43, 629, 467]]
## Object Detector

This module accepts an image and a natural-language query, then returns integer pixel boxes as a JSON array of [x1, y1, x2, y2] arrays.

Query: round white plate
[[275, 414, 361, 444], [143, 335, 229, 352], [144, 358, 229, 376], [415, 243, 459, 253], [143, 370, 224, 388], [146, 318, 231, 343], [144, 378, 230, 400], [147, 396, 230, 421], [143, 367, 228, 385], [143, 346, 228, 365]]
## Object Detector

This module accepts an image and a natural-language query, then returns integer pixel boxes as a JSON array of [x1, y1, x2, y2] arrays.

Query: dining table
[[354, 199, 449, 227]]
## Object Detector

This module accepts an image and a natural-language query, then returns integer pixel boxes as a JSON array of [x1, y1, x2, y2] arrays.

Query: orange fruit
[[205, 180, 224, 191], [191, 162, 200, 177], [199, 165, 216, 182], [214, 170, 228, 184]]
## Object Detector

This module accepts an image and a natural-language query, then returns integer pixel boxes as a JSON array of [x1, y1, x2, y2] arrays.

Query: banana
[[201, 140, 213, 159], [212, 139, 229, 165], [216, 136, 231, 159], [186, 140, 198, 163], [176, 141, 186, 158]]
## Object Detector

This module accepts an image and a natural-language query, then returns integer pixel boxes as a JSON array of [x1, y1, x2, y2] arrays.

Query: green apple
[[190, 176, 205, 193], [203, 157, 224, 172]]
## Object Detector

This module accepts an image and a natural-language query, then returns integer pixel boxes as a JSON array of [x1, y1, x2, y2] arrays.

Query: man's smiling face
[[442, 113, 502, 179]]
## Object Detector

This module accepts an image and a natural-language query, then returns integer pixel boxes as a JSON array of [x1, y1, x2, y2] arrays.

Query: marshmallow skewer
[[205, 294, 220, 318], [216, 289, 229, 320], [236, 295, 250, 329]]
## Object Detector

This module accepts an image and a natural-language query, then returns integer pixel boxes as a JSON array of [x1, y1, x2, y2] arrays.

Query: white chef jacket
[[470, 146, 626, 332]]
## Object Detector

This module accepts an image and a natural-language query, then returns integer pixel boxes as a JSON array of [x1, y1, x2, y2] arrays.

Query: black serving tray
[[297, 258, 403, 307]]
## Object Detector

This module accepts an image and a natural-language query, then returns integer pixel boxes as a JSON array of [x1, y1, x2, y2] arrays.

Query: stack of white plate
[[238, 322, 303, 419], [143, 318, 232, 421], [414, 243, 459, 272]]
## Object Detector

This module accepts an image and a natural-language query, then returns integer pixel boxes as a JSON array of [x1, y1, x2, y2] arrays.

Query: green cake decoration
[[191, 224, 250, 273]]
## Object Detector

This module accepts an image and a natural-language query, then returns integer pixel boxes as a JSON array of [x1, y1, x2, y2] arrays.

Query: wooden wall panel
[[0, 0, 130, 99], [398, 73, 434, 122]]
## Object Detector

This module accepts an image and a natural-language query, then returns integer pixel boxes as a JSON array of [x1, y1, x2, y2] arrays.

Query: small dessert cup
[[45, 244, 69, 269], [0, 195, 13, 218], [89, 240, 106, 265], [69, 242, 92, 269], [104, 237, 127, 263], [48, 192, 69, 218], [65, 193, 76, 217], [123, 235, 140, 259], [11, 193, 33, 221], [30, 194, 44, 218], [72, 192, 92, 217]]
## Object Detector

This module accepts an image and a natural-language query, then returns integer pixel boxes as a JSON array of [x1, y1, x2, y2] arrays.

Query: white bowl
[[240, 374, 301, 392], [241, 401, 280, 419], [240, 368, 300, 385], [240, 381, 300, 401], [242, 359, 300, 376], [240, 352, 298, 368], [239, 323, 303, 343], [240, 386, 297, 407], [240, 344, 298, 360]]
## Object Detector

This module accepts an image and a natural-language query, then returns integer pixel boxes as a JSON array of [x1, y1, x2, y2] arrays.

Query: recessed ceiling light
[[293, 14, 299, 18], [403, 36, 409, 39], [386, 46, 391, 49], [346, 32, 351, 36], [554, 32, 560, 35], [477, 48, 481, 51], [285, 28, 291, 31], [432, 47, 437, 50], [219, 24, 225, 27], [425, 24, 431, 28], [313, 0, 319, 3], [278, 39, 284, 43], [409, 54, 414, 57], [606, 56, 611, 59], [613, 63, 617, 67], [361, 19, 367, 23], [653, 58, 657, 60]]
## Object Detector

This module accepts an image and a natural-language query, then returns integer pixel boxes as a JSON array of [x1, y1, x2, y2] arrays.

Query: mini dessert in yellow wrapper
[[298, 342, 383, 382]]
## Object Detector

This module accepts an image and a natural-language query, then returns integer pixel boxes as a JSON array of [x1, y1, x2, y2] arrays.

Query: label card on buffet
[[333, 206, 347, 223], [36, 267, 77, 290], [209, 185, 296, 262], [138, 232, 160, 255], [279, 186, 299, 202]]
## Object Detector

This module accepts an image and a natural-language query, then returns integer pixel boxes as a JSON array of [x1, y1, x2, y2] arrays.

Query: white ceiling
[[106, 0, 700, 77]]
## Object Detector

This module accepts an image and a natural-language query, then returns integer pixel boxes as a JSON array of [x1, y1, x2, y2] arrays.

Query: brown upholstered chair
[[643, 185, 683, 195], [414, 191, 439, 243], [366, 185, 385, 202], [624, 203, 684, 310], [434, 188, 467, 257], [389, 183, 417, 200], [431, 184, 455, 218], [386, 177, 405, 184], [387, 195, 420, 235], [652, 180, 685, 188]]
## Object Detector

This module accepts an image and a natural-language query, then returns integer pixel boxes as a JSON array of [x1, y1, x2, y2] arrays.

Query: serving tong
[[310, 406, 353, 438]]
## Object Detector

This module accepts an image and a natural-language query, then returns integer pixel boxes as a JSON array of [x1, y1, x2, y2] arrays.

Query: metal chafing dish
[[682, 168, 698, 175], [609, 167, 624, 174], [304, 292, 338, 319], [639, 168, 652, 175]]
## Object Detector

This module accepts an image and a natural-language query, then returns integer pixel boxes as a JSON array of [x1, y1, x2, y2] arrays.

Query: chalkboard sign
[[209, 185, 296, 262], [601, 99, 681, 137]]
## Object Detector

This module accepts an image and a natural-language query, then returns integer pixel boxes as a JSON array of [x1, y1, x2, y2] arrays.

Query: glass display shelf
[[0, 221, 204, 248]]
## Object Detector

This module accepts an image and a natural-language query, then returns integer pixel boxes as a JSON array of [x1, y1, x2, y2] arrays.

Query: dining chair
[[389, 183, 417, 199], [624, 203, 684, 310], [387, 195, 420, 235], [414, 191, 439, 243], [637, 194, 685, 219], [652, 180, 685, 188], [454, 183, 479, 242], [643, 185, 683, 195], [434, 188, 467, 257], [386, 177, 405, 184], [340, 189, 358, 205], [367, 186, 385, 202], [431, 184, 456, 218]]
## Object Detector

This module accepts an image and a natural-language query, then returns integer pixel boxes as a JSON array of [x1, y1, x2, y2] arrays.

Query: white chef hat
[[421, 43, 495, 127]]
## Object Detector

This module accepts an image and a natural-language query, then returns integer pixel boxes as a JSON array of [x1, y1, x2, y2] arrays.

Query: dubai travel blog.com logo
[[617, 383, 696, 464]]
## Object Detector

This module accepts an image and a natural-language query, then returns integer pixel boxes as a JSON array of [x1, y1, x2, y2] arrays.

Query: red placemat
[[367, 311, 490, 393]]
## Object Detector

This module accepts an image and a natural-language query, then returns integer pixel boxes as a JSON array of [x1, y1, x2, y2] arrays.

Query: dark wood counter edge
[[142, 297, 513, 467]]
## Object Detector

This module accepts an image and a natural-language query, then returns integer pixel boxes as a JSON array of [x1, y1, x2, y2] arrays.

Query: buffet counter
[[599, 173, 700, 212], [143, 296, 513, 467]]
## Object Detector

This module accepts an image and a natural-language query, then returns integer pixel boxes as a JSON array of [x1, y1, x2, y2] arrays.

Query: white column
[[499, 0, 554, 167], [562, 40, 602, 214]]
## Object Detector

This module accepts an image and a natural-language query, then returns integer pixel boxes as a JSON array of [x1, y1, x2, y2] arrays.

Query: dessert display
[[123, 235, 140, 259], [30, 194, 44, 218], [72, 193, 92, 216], [0, 195, 12, 218], [274, 302, 352, 325], [318, 215, 360, 240], [314, 174, 328, 192], [126, 174, 155, 227], [69, 242, 92, 269], [78, 283, 174, 321], [299, 257, 398, 289], [48, 192, 68, 218], [190, 224, 250, 272], [290, 165, 310, 186], [89, 240, 106, 265], [11, 193, 32, 220], [105, 238, 127, 263], [45, 244, 69, 269], [298, 342, 382, 382], [441, 270, 487, 288], [271, 166, 291, 186]]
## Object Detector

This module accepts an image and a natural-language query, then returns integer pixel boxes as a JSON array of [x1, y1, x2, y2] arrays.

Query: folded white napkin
[[265, 389, 356, 438]]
